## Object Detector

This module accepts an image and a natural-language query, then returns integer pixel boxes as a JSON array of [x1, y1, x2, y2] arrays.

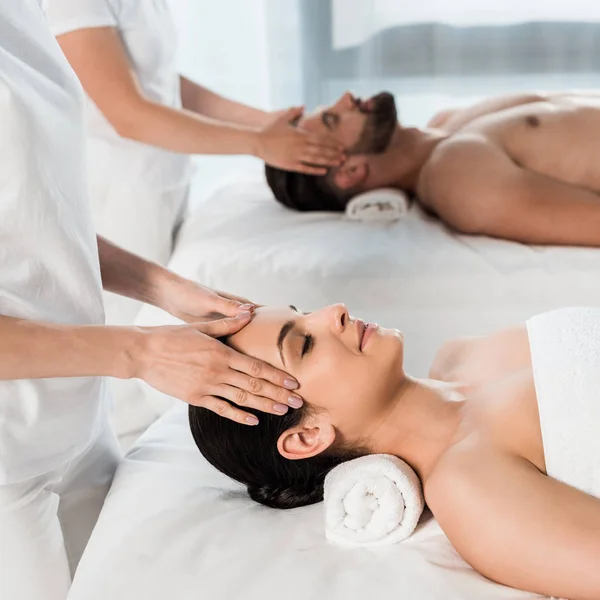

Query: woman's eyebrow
[[290, 305, 310, 316], [277, 320, 295, 366]]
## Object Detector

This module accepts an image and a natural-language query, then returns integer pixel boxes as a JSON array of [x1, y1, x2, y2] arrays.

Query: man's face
[[298, 91, 399, 155]]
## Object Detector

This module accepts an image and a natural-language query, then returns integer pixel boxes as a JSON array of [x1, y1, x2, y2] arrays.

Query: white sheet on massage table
[[68, 404, 543, 600]]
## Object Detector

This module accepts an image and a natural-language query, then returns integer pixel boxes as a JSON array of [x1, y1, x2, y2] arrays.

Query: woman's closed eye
[[301, 334, 314, 358]]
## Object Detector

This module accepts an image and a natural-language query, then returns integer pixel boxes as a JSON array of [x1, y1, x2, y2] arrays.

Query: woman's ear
[[332, 156, 369, 191], [277, 423, 336, 460]]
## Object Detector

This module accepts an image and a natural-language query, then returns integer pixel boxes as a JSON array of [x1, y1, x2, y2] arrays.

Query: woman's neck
[[369, 377, 466, 482]]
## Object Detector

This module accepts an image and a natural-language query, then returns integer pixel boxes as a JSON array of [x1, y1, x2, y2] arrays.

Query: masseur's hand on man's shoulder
[[128, 275, 302, 426]]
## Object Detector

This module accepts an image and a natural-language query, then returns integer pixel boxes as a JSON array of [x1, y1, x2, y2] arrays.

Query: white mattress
[[137, 175, 600, 378], [68, 405, 544, 600]]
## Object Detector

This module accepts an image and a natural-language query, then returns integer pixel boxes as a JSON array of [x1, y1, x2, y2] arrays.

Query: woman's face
[[228, 304, 406, 445]]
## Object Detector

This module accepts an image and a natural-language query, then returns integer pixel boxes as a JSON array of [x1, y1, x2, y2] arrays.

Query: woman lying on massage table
[[189, 304, 600, 600]]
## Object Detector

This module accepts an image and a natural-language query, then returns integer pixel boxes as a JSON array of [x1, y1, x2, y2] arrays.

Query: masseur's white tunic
[[0, 1, 119, 598], [46, 0, 194, 325]]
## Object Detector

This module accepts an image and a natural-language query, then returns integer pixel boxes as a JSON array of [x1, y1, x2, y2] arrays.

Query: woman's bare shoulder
[[430, 325, 530, 385], [429, 336, 481, 381], [425, 440, 600, 598]]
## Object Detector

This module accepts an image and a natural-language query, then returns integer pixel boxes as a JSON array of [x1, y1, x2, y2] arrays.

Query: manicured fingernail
[[246, 416, 259, 425], [273, 404, 289, 415], [284, 379, 299, 390], [288, 395, 303, 409], [240, 303, 255, 311], [236, 311, 251, 319]]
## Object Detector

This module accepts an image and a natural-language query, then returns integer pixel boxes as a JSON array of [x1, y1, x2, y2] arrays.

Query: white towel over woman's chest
[[527, 307, 600, 498]]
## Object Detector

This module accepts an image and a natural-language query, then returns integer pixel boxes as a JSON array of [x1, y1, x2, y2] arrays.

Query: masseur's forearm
[[180, 76, 270, 129], [0, 314, 133, 381], [97, 236, 180, 310], [117, 98, 261, 156]]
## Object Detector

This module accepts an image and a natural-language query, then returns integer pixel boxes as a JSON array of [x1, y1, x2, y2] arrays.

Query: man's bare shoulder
[[422, 134, 498, 181], [418, 134, 514, 230]]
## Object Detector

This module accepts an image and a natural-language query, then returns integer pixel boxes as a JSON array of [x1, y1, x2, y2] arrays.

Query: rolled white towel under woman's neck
[[344, 188, 410, 222], [324, 454, 424, 547]]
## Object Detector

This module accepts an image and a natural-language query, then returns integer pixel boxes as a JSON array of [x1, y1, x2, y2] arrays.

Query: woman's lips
[[359, 322, 378, 351], [356, 320, 366, 350]]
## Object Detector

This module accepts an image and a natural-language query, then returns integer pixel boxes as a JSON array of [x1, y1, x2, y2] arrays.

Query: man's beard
[[352, 92, 398, 154]]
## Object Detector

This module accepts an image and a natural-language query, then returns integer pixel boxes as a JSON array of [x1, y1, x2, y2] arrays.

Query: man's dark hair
[[265, 166, 350, 212]]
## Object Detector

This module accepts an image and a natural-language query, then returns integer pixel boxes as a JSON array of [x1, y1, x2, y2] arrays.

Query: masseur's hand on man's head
[[258, 106, 346, 176], [134, 313, 302, 425]]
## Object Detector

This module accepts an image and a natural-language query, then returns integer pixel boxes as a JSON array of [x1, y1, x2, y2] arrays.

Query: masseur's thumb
[[207, 294, 249, 318], [193, 312, 252, 338]]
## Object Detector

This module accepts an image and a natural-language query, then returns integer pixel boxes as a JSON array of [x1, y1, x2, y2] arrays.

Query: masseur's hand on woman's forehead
[[135, 277, 303, 425], [136, 312, 303, 425]]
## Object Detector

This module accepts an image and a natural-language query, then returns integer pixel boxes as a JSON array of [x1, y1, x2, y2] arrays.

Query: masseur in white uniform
[[0, 2, 304, 598], [45, 0, 345, 324]]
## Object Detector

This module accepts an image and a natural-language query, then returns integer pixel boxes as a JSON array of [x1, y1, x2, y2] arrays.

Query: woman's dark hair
[[189, 341, 366, 509]]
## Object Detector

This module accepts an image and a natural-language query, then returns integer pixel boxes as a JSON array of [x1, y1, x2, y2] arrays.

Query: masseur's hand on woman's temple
[[258, 106, 346, 176], [156, 277, 256, 323], [141, 276, 301, 424], [133, 314, 302, 425]]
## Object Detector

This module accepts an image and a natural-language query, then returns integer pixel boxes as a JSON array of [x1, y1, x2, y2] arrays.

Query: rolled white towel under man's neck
[[344, 188, 410, 222], [324, 454, 424, 547]]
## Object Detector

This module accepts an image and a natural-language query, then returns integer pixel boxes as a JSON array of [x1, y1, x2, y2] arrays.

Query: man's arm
[[428, 449, 600, 600], [427, 93, 545, 133], [180, 76, 270, 129], [428, 138, 600, 246]]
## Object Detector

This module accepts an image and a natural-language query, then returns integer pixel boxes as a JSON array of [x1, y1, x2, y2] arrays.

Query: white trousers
[[0, 424, 121, 600]]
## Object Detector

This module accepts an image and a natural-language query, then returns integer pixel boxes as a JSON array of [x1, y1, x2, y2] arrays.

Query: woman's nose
[[329, 303, 349, 333]]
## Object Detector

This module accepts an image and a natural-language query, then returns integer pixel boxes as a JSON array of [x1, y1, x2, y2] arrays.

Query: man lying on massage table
[[266, 90, 600, 247]]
